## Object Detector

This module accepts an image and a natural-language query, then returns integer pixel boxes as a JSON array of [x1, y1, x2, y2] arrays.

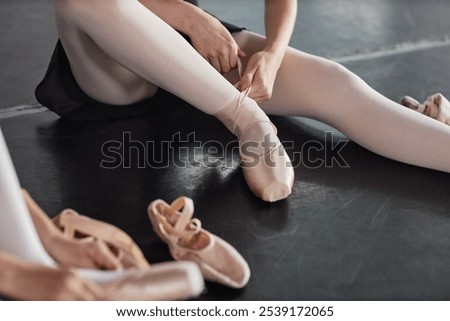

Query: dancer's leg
[[0, 128, 128, 279], [0, 129, 55, 266], [55, 0, 238, 112], [231, 31, 450, 173], [54, 0, 293, 201]]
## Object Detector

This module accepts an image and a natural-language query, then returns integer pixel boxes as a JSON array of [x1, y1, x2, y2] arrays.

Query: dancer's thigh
[[230, 30, 359, 119], [54, 0, 158, 105]]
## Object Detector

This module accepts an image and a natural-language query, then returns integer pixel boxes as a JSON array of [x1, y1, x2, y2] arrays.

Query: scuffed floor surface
[[1, 0, 450, 300]]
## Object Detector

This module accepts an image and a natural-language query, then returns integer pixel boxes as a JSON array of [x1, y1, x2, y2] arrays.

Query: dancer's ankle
[[215, 93, 271, 138]]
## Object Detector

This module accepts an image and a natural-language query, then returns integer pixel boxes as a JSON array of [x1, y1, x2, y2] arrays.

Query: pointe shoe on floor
[[215, 87, 294, 202], [401, 93, 450, 125], [99, 261, 204, 301], [148, 197, 250, 289], [53, 209, 150, 269]]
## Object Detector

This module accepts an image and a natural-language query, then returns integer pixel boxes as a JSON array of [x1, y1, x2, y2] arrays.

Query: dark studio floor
[[1, 0, 450, 300]]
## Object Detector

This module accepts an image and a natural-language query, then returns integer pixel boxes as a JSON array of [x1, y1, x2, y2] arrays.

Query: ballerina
[[35, 0, 450, 203]]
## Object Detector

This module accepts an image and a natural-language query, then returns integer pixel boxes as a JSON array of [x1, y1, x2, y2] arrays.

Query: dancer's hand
[[239, 49, 283, 103], [189, 12, 246, 74], [19, 267, 103, 301], [47, 233, 123, 270], [0, 252, 104, 300]]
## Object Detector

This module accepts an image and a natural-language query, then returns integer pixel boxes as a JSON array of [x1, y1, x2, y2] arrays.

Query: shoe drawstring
[[159, 197, 202, 240], [231, 59, 253, 134]]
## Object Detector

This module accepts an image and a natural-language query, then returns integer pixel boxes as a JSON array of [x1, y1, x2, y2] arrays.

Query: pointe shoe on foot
[[240, 123, 294, 202], [401, 93, 450, 125], [148, 197, 251, 289], [100, 261, 204, 301], [53, 209, 150, 269], [215, 88, 294, 202]]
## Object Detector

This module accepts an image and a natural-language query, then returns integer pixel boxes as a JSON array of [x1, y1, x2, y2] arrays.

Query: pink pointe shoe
[[148, 197, 251, 289], [401, 93, 450, 125], [101, 261, 204, 301], [53, 208, 150, 269], [240, 122, 295, 202], [216, 87, 295, 202]]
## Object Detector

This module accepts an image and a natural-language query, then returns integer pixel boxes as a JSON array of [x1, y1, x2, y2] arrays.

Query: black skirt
[[35, 16, 244, 121]]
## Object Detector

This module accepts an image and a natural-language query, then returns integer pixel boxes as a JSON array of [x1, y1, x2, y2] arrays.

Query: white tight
[[231, 32, 450, 172], [0, 128, 54, 267]]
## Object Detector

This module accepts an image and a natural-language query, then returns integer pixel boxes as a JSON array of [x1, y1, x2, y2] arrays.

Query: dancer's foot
[[401, 93, 450, 125], [215, 89, 294, 202]]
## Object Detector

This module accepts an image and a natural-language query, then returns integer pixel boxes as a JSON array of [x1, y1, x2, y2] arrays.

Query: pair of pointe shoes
[[52, 197, 250, 300], [401, 93, 450, 125], [216, 87, 295, 202]]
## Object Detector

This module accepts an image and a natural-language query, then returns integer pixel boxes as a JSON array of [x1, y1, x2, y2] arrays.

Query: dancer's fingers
[[240, 63, 257, 92], [209, 56, 222, 73], [81, 237, 122, 270], [91, 239, 123, 270], [69, 276, 104, 301], [219, 53, 232, 74], [80, 279, 105, 301], [228, 47, 243, 72], [52, 270, 99, 300]]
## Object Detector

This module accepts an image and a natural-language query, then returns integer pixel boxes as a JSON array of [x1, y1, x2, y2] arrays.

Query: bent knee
[[54, 0, 89, 24], [324, 60, 363, 88], [54, 0, 126, 24]]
